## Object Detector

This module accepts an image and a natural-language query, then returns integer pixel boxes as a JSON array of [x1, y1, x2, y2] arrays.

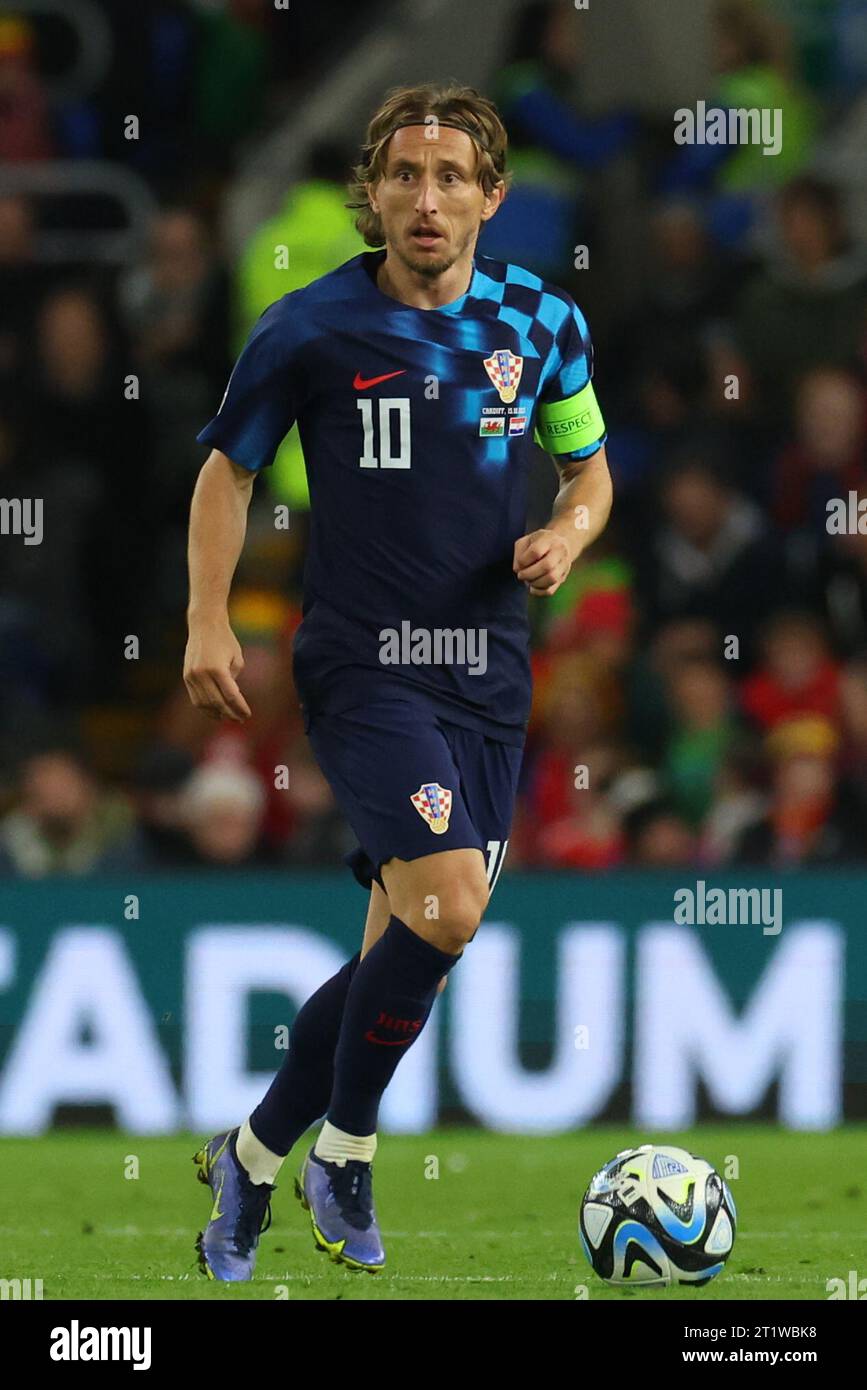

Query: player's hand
[[183, 619, 252, 723], [513, 529, 572, 597]]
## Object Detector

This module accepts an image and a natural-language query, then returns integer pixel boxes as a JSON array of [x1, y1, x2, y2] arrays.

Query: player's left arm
[[514, 444, 613, 596], [515, 294, 612, 597]]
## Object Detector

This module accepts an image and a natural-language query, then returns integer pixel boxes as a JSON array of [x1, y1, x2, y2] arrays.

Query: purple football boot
[[294, 1148, 385, 1273], [193, 1128, 274, 1281]]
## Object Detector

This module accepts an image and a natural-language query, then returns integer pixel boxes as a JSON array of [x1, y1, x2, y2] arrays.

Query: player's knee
[[428, 876, 489, 953]]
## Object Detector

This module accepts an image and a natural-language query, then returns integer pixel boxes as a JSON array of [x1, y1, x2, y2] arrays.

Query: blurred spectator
[[523, 740, 624, 871], [661, 0, 817, 245], [0, 195, 55, 392], [0, 749, 139, 876], [839, 658, 867, 783], [522, 653, 623, 867], [609, 196, 771, 508], [119, 207, 231, 524], [661, 657, 738, 827], [611, 338, 714, 507], [640, 456, 782, 660], [192, 0, 270, 173], [129, 742, 195, 869], [482, 0, 634, 280], [181, 762, 277, 868], [0, 16, 53, 162], [25, 285, 154, 685], [700, 736, 768, 864], [734, 714, 864, 863], [625, 618, 721, 763], [734, 177, 867, 424], [772, 364, 867, 533], [540, 549, 634, 660], [0, 397, 99, 713], [613, 201, 741, 441], [120, 208, 230, 392], [650, 617, 722, 671], [28, 287, 131, 476], [741, 610, 841, 730], [808, 525, 867, 657], [495, 1, 634, 171], [236, 140, 362, 340], [774, 0, 867, 102], [623, 799, 698, 867]]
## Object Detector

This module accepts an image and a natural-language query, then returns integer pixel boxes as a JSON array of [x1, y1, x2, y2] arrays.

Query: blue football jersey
[[197, 249, 606, 743]]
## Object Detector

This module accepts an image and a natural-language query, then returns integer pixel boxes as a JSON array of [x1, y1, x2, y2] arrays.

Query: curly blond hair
[[347, 83, 511, 247]]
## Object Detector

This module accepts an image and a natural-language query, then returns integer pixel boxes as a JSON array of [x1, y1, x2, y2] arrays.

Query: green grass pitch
[[1, 1126, 863, 1300]]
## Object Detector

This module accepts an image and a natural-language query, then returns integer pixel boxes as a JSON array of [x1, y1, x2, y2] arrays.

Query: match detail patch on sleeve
[[534, 382, 605, 455]]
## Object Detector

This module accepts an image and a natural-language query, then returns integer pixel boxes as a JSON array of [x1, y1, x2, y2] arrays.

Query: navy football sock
[[249, 951, 361, 1156], [327, 916, 460, 1137]]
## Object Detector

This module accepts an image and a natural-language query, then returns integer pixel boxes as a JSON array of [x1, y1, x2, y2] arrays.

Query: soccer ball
[[579, 1143, 737, 1287]]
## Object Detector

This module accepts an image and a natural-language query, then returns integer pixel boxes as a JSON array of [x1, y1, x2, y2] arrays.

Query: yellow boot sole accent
[[193, 1144, 215, 1278], [293, 1175, 383, 1275]]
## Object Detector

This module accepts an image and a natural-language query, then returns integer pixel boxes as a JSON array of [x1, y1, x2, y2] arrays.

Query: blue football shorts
[[306, 696, 524, 893]]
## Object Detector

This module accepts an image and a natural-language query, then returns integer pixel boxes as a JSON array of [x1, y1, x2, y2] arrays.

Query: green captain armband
[[534, 382, 605, 455]]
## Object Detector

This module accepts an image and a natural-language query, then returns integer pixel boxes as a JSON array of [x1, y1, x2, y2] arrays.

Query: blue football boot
[[193, 1128, 274, 1281], [294, 1149, 385, 1273]]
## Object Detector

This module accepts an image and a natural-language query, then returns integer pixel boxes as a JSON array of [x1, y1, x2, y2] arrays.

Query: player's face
[[370, 125, 502, 278]]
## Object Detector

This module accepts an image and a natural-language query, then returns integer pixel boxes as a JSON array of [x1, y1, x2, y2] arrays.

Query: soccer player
[[185, 82, 612, 1280]]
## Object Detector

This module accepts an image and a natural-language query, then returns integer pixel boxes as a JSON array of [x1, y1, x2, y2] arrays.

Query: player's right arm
[[185, 297, 302, 722], [184, 449, 254, 723]]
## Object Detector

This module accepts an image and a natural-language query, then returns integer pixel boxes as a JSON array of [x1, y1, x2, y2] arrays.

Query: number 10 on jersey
[[357, 397, 412, 469]]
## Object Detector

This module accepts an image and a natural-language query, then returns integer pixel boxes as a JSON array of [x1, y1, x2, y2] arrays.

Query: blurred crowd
[[2, 0, 867, 875]]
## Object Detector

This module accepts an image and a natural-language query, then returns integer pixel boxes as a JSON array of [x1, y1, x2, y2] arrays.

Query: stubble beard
[[390, 225, 476, 281]]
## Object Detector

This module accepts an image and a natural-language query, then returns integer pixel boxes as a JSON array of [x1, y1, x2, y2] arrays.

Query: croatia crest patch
[[410, 782, 453, 834], [483, 348, 523, 403]]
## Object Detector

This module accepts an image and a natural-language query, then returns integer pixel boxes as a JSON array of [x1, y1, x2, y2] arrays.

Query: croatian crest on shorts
[[410, 782, 452, 834], [483, 348, 523, 403]]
